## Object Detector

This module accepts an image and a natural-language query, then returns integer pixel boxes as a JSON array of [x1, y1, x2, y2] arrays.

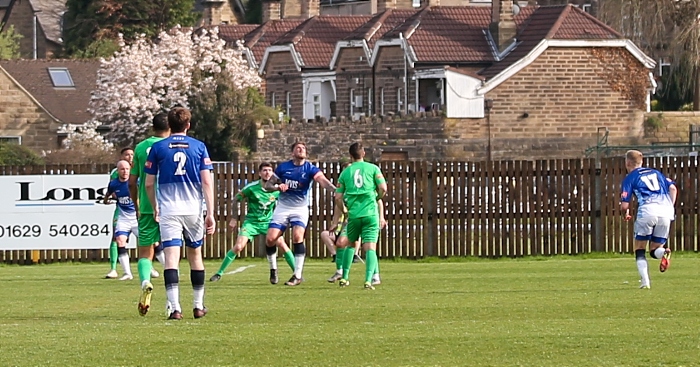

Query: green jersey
[[237, 180, 279, 223], [336, 161, 386, 219], [131, 136, 164, 214]]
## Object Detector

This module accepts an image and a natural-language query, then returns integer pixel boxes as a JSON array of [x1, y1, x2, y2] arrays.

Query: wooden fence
[[1, 157, 698, 264]]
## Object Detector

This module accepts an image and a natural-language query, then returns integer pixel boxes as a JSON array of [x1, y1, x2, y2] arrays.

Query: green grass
[[1, 257, 699, 367]]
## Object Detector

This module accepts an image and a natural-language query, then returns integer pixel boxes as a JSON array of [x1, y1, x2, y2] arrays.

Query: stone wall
[[0, 71, 60, 152], [5, 0, 60, 59], [643, 111, 700, 144]]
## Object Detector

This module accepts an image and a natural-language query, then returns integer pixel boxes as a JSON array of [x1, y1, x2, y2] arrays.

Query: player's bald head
[[116, 160, 131, 169]]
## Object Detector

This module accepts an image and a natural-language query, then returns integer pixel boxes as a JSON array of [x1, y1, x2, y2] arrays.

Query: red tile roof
[[479, 5, 624, 80], [273, 15, 372, 68], [382, 6, 533, 64], [218, 24, 259, 46], [0, 59, 100, 124], [345, 9, 417, 49], [244, 20, 305, 65]]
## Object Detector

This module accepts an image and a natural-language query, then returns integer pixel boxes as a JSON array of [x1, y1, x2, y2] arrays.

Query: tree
[[0, 24, 22, 60], [0, 143, 44, 165], [82, 26, 262, 149], [63, 0, 199, 58], [189, 71, 276, 160], [597, 0, 700, 110]]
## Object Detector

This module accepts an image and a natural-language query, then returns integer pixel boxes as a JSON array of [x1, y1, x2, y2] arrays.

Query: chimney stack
[[262, 0, 282, 22], [489, 0, 517, 53], [201, 0, 226, 26], [302, 0, 320, 18]]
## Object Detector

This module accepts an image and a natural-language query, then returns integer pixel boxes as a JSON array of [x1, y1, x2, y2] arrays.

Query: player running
[[263, 141, 337, 286], [620, 150, 677, 289], [144, 107, 215, 320], [130, 113, 170, 316], [104, 160, 137, 280], [334, 142, 387, 290], [210, 162, 291, 284], [105, 147, 134, 279]]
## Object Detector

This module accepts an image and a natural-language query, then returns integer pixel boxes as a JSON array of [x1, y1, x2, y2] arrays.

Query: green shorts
[[138, 214, 160, 247], [335, 222, 348, 238], [347, 216, 379, 244], [239, 221, 268, 242]]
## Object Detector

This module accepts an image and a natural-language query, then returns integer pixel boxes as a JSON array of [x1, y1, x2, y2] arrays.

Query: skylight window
[[48, 68, 75, 88]]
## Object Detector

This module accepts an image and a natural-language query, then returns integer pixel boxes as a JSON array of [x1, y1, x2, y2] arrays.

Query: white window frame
[[47, 67, 74, 88], [581, 4, 592, 13], [313, 94, 321, 118], [366, 88, 373, 116], [271, 92, 276, 109], [380, 88, 385, 115], [412, 0, 420, 8], [350, 88, 355, 117], [659, 58, 671, 76], [286, 92, 291, 116], [397, 87, 403, 112]]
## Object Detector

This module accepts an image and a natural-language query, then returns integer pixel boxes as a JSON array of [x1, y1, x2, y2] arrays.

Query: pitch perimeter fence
[[1, 157, 698, 264]]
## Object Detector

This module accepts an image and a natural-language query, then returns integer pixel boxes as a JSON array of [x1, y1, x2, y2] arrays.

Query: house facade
[[0, 60, 99, 152], [0, 0, 64, 59]]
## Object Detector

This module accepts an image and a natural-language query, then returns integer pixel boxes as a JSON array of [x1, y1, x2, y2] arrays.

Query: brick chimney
[[201, 0, 226, 25], [302, 0, 320, 18], [489, 0, 517, 53], [262, 0, 282, 22]]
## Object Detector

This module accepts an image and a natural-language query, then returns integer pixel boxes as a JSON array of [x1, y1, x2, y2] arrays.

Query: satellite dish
[[513, 4, 521, 16]]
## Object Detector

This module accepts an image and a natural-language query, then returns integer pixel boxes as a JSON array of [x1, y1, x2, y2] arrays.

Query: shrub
[[0, 143, 44, 165]]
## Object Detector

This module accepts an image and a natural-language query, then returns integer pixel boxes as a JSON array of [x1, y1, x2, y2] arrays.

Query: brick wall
[[484, 47, 645, 160], [5, 0, 59, 59], [374, 45, 416, 115], [0, 71, 60, 152], [335, 47, 373, 118], [264, 51, 303, 118], [282, 0, 303, 18], [643, 112, 700, 144]]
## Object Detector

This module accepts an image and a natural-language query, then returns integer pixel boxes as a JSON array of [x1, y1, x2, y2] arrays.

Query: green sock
[[342, 247, 355, 280], [283, 250, 295, 271], [137, 258, 152, 284], [335, 247, 345, 271], [365, 250, 378, 283], [217, 250, 236, 275], [374, 259, 380, 276], [109, 241, 118, 271]]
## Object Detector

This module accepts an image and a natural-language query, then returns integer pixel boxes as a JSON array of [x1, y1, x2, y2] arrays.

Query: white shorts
[[634, 215, 671, 243], [269, 203, 309, 231], [159, 214, 204, 248], [114, 216, 138, 238]]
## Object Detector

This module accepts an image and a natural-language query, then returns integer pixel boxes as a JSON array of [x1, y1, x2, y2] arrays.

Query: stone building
[[0, 0, 64, 59]]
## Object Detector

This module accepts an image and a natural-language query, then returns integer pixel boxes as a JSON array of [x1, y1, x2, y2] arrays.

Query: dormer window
[[48, 68, 74, 88]]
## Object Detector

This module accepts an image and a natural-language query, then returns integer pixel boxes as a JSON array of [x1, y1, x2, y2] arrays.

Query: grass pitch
[[1, 255, 699, 367]]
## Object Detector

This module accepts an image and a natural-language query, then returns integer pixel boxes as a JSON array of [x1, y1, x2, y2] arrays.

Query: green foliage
[[245, 0, 263, 24], [2, 258, 700, 366], [644, 113, 664, 130], [654, 62, 694, 111], [63, 0, 199, 58], [189, 70, 276, 161], [0, 24, 22, 60], [0, 143, 44, 165]]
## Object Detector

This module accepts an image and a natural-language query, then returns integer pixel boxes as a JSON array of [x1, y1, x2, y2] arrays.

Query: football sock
[[217, 250, 236, 275], [191, 269, 205, 310], [374, 260, 380, 276], [335, 247, 346, 272], [138, 258, 152, 284], [635, 249, 650, 286], [266, 246, 278, 270], [164, 269, 181, 313], [117, 247, 131, 276], [283, 250, 295, 272], [342, 247, 355, 280], [652, 247, 665, 259], [154, 244, 165, 265], [109, 241, 118, 270], [293, 243, 306, 279], [365, 250, 378, 283]]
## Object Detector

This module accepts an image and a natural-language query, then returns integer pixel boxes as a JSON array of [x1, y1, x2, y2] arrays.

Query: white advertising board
[[0, 175, 136, 250]]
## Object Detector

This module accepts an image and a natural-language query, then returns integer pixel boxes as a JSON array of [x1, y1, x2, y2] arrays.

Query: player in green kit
[[210, 162, 292, 284], [105, 147, 134, 279], [334, 142, 387, 290], [129, 113, 170, 316]]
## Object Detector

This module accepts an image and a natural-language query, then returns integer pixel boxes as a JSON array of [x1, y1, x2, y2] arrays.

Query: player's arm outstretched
[[314, 171, 337, 192], [263, 173, 286, 192]]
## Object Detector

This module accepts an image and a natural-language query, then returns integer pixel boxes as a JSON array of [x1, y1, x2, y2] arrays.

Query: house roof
[[28, 0, 66, 45], [382, 6, 533, 64], [244, 20, 304, 65], [479, 5, 623, 79], [218, 24, 259, 46], [0, 60, 100, 124], [273, 15, 372, 68], [344, 9, 416, 49]]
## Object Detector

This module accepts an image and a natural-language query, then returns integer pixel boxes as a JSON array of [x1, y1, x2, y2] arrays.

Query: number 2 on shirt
[[174, 152, 187, 175], [641, 174, 660, 191]]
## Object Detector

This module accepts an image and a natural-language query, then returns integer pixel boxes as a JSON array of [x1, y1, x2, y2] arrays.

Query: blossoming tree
[[73, 26, 264, 151]]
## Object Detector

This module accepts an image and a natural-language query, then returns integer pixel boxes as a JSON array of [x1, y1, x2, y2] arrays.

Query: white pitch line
[[225, 265, 256, 275]]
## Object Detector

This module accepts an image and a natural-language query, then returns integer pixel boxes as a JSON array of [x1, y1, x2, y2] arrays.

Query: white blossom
[[71, 26, 262, 148]]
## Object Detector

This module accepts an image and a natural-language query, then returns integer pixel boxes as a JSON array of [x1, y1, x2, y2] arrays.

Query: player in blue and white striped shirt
[[105, 160, 137, 281], [144, 107, 215, 320]]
